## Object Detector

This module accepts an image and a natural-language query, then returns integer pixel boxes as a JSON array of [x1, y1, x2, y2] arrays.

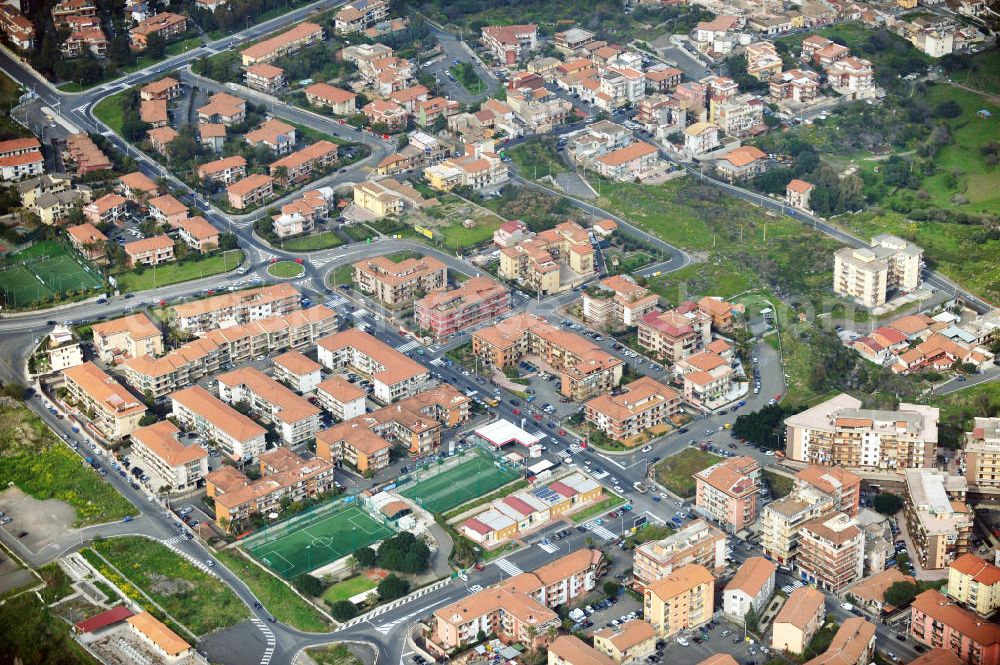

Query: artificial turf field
[[399, 451, 520, 514]]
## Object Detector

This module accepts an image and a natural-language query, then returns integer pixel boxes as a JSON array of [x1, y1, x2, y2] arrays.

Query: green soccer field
[[245, 505, 395, 580], [399, 453, 521, 514], [0, 240, 104, 307]]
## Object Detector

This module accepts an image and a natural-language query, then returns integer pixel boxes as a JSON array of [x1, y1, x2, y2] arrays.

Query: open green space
[[762, 470, 794, 498], [400, 451, 521, 514], [437, 215, 503, 250], [449, 63, 486, 95], [321, 575, 377, 604], [509, 139, 567, 179], [948, 49, 1000, 95], [92, 88, 131, 137], [330, 263, 355, 287], [89, 536, 248, 636], [0, 240, 104, 308], [277, 232, 345, 251], [569, 492, 626, 524], [343, 225, 375, 243], [214, 549, 330, 632], [245, 504, 395, 580], [267, 261, 305, 278], [306, 644, 365, 665], [0, 404, 135, 526], [115, 250, 243, 292], [653, 448, 722, 498], [932, 381, 1000, 449]]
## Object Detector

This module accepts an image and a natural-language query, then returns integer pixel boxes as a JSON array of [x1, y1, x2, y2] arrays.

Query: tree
[[328, 600, 357, 621], [376, 532, 431, 574], [884, 581, 919, 608], [352, 546, 377, 568], [292, 574, 326, 597], [377, 573, 409, 601], [745, 605, 759, 633], [873, 493, 904, 515], [602, 581, 620, 598], [145, 33, 166, 59], [108, 35, 134, 68], [138, 413, 159, 427], [218, 232, 238, 251]]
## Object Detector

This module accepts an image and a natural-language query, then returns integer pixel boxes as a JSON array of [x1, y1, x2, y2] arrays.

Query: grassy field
[[214, 549, 331, 632], [115, 250, 243, 292], [400, 452, 521, 514], [92, 88, 131, 136], [762, 469, 794, 498], [0, 404, 135, 526], [267, 261, 305, 278], [90, 537, 248, 636], [948, 49, 1000, 95], [0, 570, 97, 665], [278, 232, 344, 251], [330, 263, 354, 287], [570, 492, 626, 524], [306, 644, 364, 665], [437, 215, 503, 250], [653, 448, 721, 498], [322, 575, 377, 604], [509, 140, 567, 179], [449, 63, 486, 94], [932, 381, 1000, 448]]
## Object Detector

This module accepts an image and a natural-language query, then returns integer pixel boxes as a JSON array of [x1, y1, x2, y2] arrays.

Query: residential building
[[171, 283, 301, 333], [645, 66, 683, 93], [786, 179, 814, 210], [44, 326, 83, 373], [177, 216, 220, 252], [505, 86, 572, 133], [498, 221, 594, 294], [760, 484, 836, 565], [19, 172, 72, 208], [129, 420, 208, 493], [802, 618, 876, 665], [695, 456, 761, 533], [0, 6, 36, 50], [594, 142, 660, 181], [770, 69, 820, 104], [197, 155, 247, 185], [66, 222, 107, 262], [148, 193, 188, 227], [910, 589, 1000, 665], [948, 554, 1000, 618], [245, 63, 285, 93], [353, 254, 447, 308], [676, 351, 734, 408], [795, 465, 861, 517], [904, 469, 973, 570], [554, 27, 596, 53], [64, 132, 111, 173], [715, 145, 768, 182], [473, 313, 623, 401], [303, 83, 357, 115], [61, 362, 146, 439], [127, 612, 191, 660], [796, 511, 865, 591], [245, 119, 296, 155], [415, 277, 511, 340], [140, 77, 180, 101], [363, 99, 408, 130], [745, 41, 783, 80], [205, 447, 336, 524], [845, 567, 916, 616], [827, 57, 876, 98], [147, 127, 179, 155], [92, 313, 163, 363], [217, 367, 321, 448], [481, 24, 537, 65], [723, 556, 776, 619], [123, 235, 175, 267], [592, 621, 657, 664], [643, 564, 715, 638], [129, 12, 186, 49], [834, 235, 924, 308], [714, 95, 765, 138], [118, 171, 159, 204], [83, 193, 127, 225], [170, 385, 267, 462], [333, 0, 388, 34], [352, 178, 437, 217], [584, 376, 682, 445], [637, 303, 712, 363], [582, 275, 659, 330], [636, 94, 686, 138], [423, 152, 509, 192], [61, 26, 108, 57], [240, 21, 323, 66], [910, 650, 964, 665], [771, 586, 826, 654], [316, 329, 429, 404], [227, 174, 273, 209], [549, 636, 614, 665], [682, 122, 720, 155], [197, 92, 246, 126], [964, 418, 1000, 494], [784, 393, 939, 469], [315, 376, 366, 421], [33, 187, 91, 226], [269, 141, 338, 185], [633, 519, 727, 590]]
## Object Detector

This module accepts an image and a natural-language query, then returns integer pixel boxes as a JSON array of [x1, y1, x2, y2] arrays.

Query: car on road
[[641, 445, 653, 453], [458, 573, 469, 581], [676, 637, 689, 647]]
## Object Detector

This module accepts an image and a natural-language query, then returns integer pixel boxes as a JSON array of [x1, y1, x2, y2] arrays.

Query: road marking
[[395, 339, 421, 353], [494, 558, 523, 577], [538, 541, 560, 554], [584, 521, 617, 541], [324, 295, 347, 308]]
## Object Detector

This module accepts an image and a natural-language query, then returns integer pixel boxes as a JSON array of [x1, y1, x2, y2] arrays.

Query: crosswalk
[[538, 541, 560, 554], [494, 558, 523, 577], [396, 339, 422, 353], [780, 580, 805, 594], [584, 521, 617, 541], [325, 295, 348, 308], [161, 534, 186, 546], [373, 615, 408, 635], [251, 617, 276, 665], [428, 357, 444, 367]]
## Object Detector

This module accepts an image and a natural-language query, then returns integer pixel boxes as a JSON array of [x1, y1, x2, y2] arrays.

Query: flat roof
[[475, 419, 542, 448]]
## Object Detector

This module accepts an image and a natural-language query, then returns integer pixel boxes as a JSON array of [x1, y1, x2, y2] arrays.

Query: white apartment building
[[316, 376, 367, 421], [724, 556, 776, 619], [170, 385, 267, 463], [129, 420, 209, 493], [833, 235, 923, 309], [216, 367, 321, 448], [316, 329, 429, 403]]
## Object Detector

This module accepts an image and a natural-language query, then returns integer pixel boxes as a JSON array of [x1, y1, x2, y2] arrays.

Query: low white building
[[724, 556, 776, 619], [44, 325, 83, 372]]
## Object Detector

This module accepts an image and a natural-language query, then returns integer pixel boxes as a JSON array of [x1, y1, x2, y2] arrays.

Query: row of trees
[[731, 403, 785, 450], [352, 531, 431, 574], [749, 141, 864, 217]]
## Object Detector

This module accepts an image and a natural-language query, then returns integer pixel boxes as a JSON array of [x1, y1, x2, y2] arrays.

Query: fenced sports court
[[242, 502, 395, 579], [0, 240, 104, 307], [399, 448, 521, 514]]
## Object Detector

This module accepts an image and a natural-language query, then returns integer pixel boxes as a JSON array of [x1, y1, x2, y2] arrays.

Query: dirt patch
[[0, 547, 35, 597], [147, 573, 196, 596], [0, 487, 77, 555], [51, 595, 104, 624]]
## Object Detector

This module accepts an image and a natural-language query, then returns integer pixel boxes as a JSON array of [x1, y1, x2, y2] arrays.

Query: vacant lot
[[322, 575, 376, 604], [653, 448, 721, 498], [947, 49, 1000, 95], [407, 194, 506, 251], [115, 251, 244, 292]]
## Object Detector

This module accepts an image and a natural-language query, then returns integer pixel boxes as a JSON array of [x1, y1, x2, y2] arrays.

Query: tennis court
[[399, 451, 521, 514], [244, 504, 395, 580], [0, 240, 104, 307]]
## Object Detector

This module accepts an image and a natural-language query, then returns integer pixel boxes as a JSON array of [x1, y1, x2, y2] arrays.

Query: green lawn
[[509, 139, 567, 179], [449, 63, 486, 95], [343, 225, 375, 242], [0, 404, 135, 526], [92, 88, 131, 136], [306, 644, 364, 665], [214, 549, 331, 632], [946, 49, 1000, 95], [763, 469, 794, 498], [322, 576, 377, 604], [115, 250, 244, 292], [570, 492, 626, 524], [653, 448, 722, 498], [277, 232, 345, 251], [267, 261, 305, 278], [89, 537, 248, 636], [438, 215, 503, 250], [330, 263, 354, 287]]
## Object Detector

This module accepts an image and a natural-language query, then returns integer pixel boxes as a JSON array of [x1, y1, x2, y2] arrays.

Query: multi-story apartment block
[[784, 393, 939, 469], [582, 275, 659, 330], [227, 174, 273, 210], [769, 69, 820, 104], [217, 367, 321, 448], [197, 156, 247, 185], [834, 234, 923, 309], [714, 95, 765, 138], [62, 362, 147, 440], [498, 221, 594, 294], [584, 376, 682, 444], [804, 618, 876, 665], [636, 94, 686, 138], [948, 554, 1000, 618], [772, 586, 826, 654], [594, 142, 659, 181], [269, 141, 338, 186], [499, 547, 605, 608], [760, 484, 836, 565], [245, 63, 285, 93], [205, 447, 336, 525], [240, 21, 323, 66], [316, 375, 367, 422], [695, 456, 761, 534], [333, 0, 388, 34], [638, 303, 712, 363], [61, 26, 108, 57], [481, 24, 537, 65], [353, 254, 448, 308], [744, 41, 783, 80], [64, 132, 111, 174], [415, 277, 511, 340], [633, 519, 727, 590], [148, 194, 188, 227], [129, 420, 208, 493], [129, 12, 186, 49], [724, 556, 776, 619], [44, 326, 84, 373], [795, 465, 861, 517], [303, 83, 357, 115], [424, 152, 509, 192], [118, 171, 159, 203], [643, 564, 714, 638], [92, 312, 163, 363], [911, 589, 1000, 665], [592, 621, 656, 664], [796, 511, 864, 591], [965, 418, 1000, 494], [124, 234, 175, 267], [84, 192, 128, 225], [170, 385, 267, 462], [171, 283, 301, 333], [316, 329, 429, 404], [272, 351, 322, 394], [505, 86, 572, 134], [197, 92, 246, 126], [197, 123, 226, 153], [786, 179, 814, 210], [826, 57, 876, 98], [675, 350, 734, 408], [904, 469, 973, 570], [177, 216, 219, 252], [473, 313, 623, 401]]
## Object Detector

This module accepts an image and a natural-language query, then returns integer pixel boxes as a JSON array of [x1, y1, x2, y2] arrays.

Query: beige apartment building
[[633, 519, 726, 590], [795, 465, 862, 517], [62, 362, 146, 440], [45, 326, 83, 373], [965, 418, 1000, 494], [217, 367, 321, 448], [353, 254, 448, 308], [170, 385, 267, 463], [760, 484, 835, 565], [771, 586, 826, 654], [171, 283, 301, 333], [583, 376, 682, 444], [592, 621, 657, 664], [316, 329, 430, 404], [92, 313, 163, 363], [904, 469, 973, 570], [948, 554, 1000, 618], [643, 564, 714, 638], [498, 221, 595, 295], [784, 393, 939, 469], [796, 511, 865, 591], [694, 456, 761, 534], [803, 618, 876, 665], [833, 234, 923, 309], [582, 275, 659, 330], [129, 420, 208, 493]]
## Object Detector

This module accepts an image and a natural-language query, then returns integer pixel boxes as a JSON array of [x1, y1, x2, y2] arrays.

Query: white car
[[458, 573, 469, 581], [765, 451, 776, 456], [676, 637, 690, 647], [641, 445, 653, 453]]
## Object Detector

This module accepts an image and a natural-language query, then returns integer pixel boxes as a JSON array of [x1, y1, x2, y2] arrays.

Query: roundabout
[[267, 260, 305, 279]]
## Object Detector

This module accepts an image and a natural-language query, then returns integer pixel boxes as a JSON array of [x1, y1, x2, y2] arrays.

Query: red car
[[558, 429, 566, 436], [512, 408, 521, 415], [533, 413, 543, 421], [295, 258, 304, 264], [270, 257, 278, 263]]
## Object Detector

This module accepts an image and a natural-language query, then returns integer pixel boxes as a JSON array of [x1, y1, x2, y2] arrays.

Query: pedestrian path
[[396, 339, 422, 353], [538, 541, 560, 554], [324, 295, 348, 308], [161, 534, 186, 546], [584, 521, 617, 541], [251, 617, 276, 665], [428, 357, 444, 366], [780, 580, 805, 594], [494, 558, 523, 577]]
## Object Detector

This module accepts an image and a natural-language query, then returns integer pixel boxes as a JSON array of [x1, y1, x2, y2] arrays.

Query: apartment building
[[227, 174, 273, 210], [760, 484, 835, 565], [683, 122, 720, 156], [415, 277, 511, 340], [66, 222, 107, 262], [501, 547, 605, 607], [272, 351, 322, 394], [695, 456, 761, 534], [206, 447, 336, 525], [473, 313, 623, 401], [316, 329, 429, 404], [481, 24, 537, 65], [948, 554, 1000, 618], [303, 83, 357, 115], [554, 27, 596, 53], [714, 95, 765, 138], [643, 564, 714, 638], [786, 179, 814, 210], [784, 393, 939, 469], [170, 385, 267, 462], [148, 194, 188, 228], [240, 21, 323, 66], [92, 312, 163, 363], [333, 0, 388, 34], [723, 556, 776, 619], [549, 636, 614, 665], [197, 92, 246, 126], [353, 254, 447, 308], [118, 171, 159, 203], [505, 86, 572, 134], [676, 350, 735, 408], [147, 127, 179, 155], [745, 41, 783, 80], [594, 142, 659, 181], [44, 326, 83, 373], [904, 469, 973, 570], [129, 12, 186, 49], [584, 376, 682, 444], [0, 137, 43, 182], [84, 193, 127, 225], [795, 465, 861, 517], [62, 362, 146, 439], [217, 367, 321, 448], [177, 216, 220, 253], [245, 63, 285, 93], [61, 26, 108, 57], [315, 376, 366, 421], [714, 145, 768, 182], [833, 235, 924, 309], [124, 235, 175, 267], [171, 282, 301, 333], [432, 588, 558, 653], [424, 152, 509, 192], [498, 221, 594, 294], [637, 303, 712, 363], [965, 418, 1000, 494], [910, 589, 1000, 665], [633, 520, 727, 590], [129, 420, 208, 493], [582, 275, 659, 330], [769, 69, 820, 104], [796, 511, 864, 591], [803, 618, 876, 665], [363, 99, 408, 130], [827, 57, 876, 98], [771, 586, 826, 654], [593, 621, 656, 664], [269, 141, 338, 185], [198, 155, 247, 184], [64, 132, 111, 173]]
